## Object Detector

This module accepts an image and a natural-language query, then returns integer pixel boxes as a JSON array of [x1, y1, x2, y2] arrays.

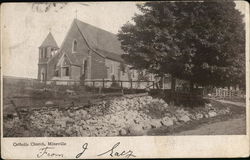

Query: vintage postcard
[[1, 1, 249, 159]]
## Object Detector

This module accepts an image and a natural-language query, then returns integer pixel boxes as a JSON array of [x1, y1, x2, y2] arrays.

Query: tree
[[31, 3, 68, 12], [31, 2, 89, 12], [118, 1, 245, 89]]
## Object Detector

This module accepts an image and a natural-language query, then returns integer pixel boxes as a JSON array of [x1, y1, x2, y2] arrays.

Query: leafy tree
[[118, 1, 245, 89]]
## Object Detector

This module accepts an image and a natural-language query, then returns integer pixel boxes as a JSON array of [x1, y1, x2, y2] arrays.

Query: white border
[[1, 1, 250, 159]]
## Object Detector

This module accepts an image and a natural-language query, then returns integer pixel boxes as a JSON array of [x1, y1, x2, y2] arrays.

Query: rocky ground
[[3, 94, 243, 137]]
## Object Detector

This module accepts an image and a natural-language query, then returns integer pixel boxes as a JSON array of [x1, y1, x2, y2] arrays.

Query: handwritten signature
[[97, 142, 136, 158], [76, 142, 136, 158], [75, 143, 88, 158], [37, 146, 63, 158]]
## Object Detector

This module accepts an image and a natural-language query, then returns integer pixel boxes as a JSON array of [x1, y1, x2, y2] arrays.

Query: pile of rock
[[4, 96, 231, 137]]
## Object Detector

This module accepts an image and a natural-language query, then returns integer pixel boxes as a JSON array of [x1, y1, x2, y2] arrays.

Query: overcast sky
[[1, 1, 248, 78]]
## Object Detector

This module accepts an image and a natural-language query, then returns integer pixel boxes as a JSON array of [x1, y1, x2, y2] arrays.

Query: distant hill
[[3, 75, 37, 81], [3, 76, 38, 86]]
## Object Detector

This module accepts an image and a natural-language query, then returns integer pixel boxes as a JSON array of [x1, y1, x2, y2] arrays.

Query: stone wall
[[3, 95, 231, 137]]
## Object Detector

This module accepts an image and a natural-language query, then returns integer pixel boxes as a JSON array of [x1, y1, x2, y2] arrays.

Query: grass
[[219, 97, 246, 103]]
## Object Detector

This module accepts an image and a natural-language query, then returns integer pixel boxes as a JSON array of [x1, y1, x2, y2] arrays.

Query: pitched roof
[[57, 51, 84, 66], [74, 19, 125, 62], [95, 48, 124, 62], [40, 32, 59, 48]]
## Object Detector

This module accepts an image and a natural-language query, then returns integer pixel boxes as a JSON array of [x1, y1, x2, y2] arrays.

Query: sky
[[1, 1, 248, 79]]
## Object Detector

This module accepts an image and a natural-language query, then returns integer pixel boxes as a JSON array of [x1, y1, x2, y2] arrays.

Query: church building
[[37, 19, 142, 85]]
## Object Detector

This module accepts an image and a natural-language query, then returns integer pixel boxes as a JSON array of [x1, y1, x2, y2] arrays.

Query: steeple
[[38, 31, 59, 63], [38, 32, 59, 82], [40, 32, 58, 48]]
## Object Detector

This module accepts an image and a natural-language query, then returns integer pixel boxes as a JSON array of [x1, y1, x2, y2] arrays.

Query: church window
[[62, 66, 69, 77], [83, 59, 88, 75], [43, 48, 47, 58], [54, 65, 59, 76], [73, 40, 77, 52], [55, 70, 59, 77], [51, 48, 54, 56], [65, 67, 69, 76]]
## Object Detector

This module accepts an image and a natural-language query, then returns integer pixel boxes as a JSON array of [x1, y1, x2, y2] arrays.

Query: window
[[73, 40, 77, 52], [43, 48, 47, 58], [55, 70, 59, 77], [62, 67, 69, 77], [65, 67, 69, 76], [51, 48, 54, 56], [83, 60, 87, 75], [54, 65, 58, 76]]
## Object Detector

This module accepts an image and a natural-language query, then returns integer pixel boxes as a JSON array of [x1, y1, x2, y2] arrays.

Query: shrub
[[149, 89, 207, 107]]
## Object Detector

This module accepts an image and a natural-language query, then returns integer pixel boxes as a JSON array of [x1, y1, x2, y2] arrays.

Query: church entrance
[[83, 60, 88, 79], [40, 68, 46, 82], [62, 67, 69, 77], [41, 73, 45, 82], [81, 59, 88, 80]]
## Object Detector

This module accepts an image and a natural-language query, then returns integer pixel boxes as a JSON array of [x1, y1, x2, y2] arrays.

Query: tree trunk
[[190, 81, 194, 92], [170, 75, 176, 105], [195, 84, 198, 89], [162, 76, 165, 90]]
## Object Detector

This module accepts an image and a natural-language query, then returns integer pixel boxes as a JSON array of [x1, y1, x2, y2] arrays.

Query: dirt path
[[175, 100, 246, 135], [148, 99, 246, 135], [175, 116, 246, 135], [147, 114, 246, 136], [175, 99, 246, 135], [212, 99, 246, 107], [176, 99, 247, 135]]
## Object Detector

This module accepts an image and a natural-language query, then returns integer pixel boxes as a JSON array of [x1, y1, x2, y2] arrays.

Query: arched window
[[73, 40, 77, 52], [54, 65, 59, 77]]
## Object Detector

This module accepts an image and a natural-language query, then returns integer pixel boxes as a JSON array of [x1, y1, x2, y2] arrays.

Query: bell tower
[[38, 32, 58, 81]]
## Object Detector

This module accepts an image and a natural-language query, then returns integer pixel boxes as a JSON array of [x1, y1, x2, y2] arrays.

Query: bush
[[110, 81, 120, 88], [31, 89, 54, 99], [149, 89, 208, 107]]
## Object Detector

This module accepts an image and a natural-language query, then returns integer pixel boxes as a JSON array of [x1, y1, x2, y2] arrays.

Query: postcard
[[1, 1, 249, 159]]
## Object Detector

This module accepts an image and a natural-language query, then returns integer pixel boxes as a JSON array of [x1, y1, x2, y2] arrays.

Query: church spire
[[40, 32, 58, 48]]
